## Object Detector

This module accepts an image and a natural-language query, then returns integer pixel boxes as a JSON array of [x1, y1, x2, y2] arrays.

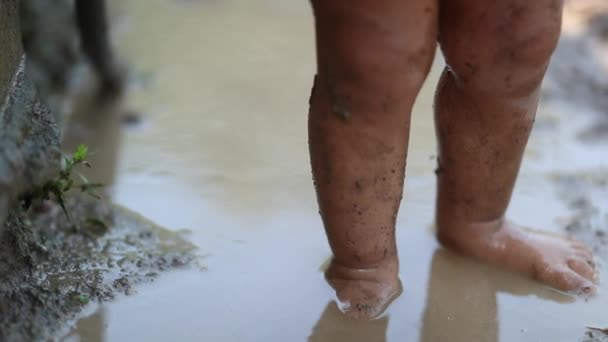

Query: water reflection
[[419, 249, 499, 342], [62, 83, 124, 189], [309, 302, 389, 342], [308, 248, 500, 342], [107, 0, 318, 221], [419, 248, 573, 342], [308, 246, 577, 342], [62, 79, 125, 341], [64, 307, 107, 342]]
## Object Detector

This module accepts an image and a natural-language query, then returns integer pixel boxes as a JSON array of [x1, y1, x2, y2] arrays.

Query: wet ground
[[0, 195, 197, 342], [63, 0, 608, 341]]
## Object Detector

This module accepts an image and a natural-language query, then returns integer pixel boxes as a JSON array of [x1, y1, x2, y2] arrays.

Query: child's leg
[[309, 0, 438, 318], [75, 0, 123, 97], [435, 0, 597, 293]]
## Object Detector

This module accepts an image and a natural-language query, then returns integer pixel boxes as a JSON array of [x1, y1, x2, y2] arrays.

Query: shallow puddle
[[64, 0, 608, 341]]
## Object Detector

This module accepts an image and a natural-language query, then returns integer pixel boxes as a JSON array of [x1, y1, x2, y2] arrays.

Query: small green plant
[[73, 293, 90, 305], [20, 144, 103, 221]]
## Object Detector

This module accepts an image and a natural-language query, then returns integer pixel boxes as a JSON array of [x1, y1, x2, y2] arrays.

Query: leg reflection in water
[[419, 248, 574, 342], [309, 301, 390, 342], [419, 249, 499, 342]]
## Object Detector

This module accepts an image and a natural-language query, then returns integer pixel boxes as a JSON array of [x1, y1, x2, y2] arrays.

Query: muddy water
[[67, 0, 607, 341]]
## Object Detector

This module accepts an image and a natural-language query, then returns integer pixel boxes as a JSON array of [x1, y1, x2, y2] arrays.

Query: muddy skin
[[435, 0, 596, 295], [310, 0, 597, 318], [552, 169, 608, 260], [309, 0, 438, 318]]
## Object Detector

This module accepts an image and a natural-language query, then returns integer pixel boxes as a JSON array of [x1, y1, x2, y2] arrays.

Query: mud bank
[[0, 61, 61, 225], [0, 195, 198, 341]]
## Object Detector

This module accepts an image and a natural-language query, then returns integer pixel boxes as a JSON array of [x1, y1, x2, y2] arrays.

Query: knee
[[440, 1, 562, 95], [311, 0, 437, 96]]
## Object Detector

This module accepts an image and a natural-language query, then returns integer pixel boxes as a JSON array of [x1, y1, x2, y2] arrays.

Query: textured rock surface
[[0, 0, 61, 228], [0, 0, 22, 103]]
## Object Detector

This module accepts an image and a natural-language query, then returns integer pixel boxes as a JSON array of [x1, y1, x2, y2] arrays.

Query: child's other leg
[[75, 0, 123, 97], [309, 0, 438, 318], [435, 0, 596, 293]]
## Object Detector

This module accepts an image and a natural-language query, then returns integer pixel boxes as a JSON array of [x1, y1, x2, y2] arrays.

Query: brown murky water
[[64, 0, 607, 341]]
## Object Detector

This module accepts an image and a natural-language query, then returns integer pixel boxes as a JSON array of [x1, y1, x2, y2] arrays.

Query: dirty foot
[[439, 219, 598, 295], [325, 257, 402, 319]]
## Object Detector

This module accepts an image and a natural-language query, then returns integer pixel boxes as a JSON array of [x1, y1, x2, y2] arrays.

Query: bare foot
[[325, 257, 402, 319], [438, 219, 598, 295]]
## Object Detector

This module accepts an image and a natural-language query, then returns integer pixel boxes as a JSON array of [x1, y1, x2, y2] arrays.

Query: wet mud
[[544, 0, 608, 142], [583, 327, 608, 342], [552, 170, 608, 257], [0, 195, 197, 341]]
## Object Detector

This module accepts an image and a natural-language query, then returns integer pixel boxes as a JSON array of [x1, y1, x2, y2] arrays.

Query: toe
[[567, 258, 596, 281], [571, 242, 593, 257], [574, 248, 594, 261], [541, 267, 596, 294], [569, 239, 586, 248]]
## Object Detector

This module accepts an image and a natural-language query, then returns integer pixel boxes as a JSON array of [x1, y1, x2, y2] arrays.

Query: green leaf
[[20, 143, 106, 221], [78, 173, 89, 184], [73, 294, 89, 304], [73, 144, 88, 163]]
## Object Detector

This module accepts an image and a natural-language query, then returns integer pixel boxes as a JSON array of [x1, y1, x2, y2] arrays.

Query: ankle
[[436, 216, 506, 250], [327, 255, 399, 282]]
